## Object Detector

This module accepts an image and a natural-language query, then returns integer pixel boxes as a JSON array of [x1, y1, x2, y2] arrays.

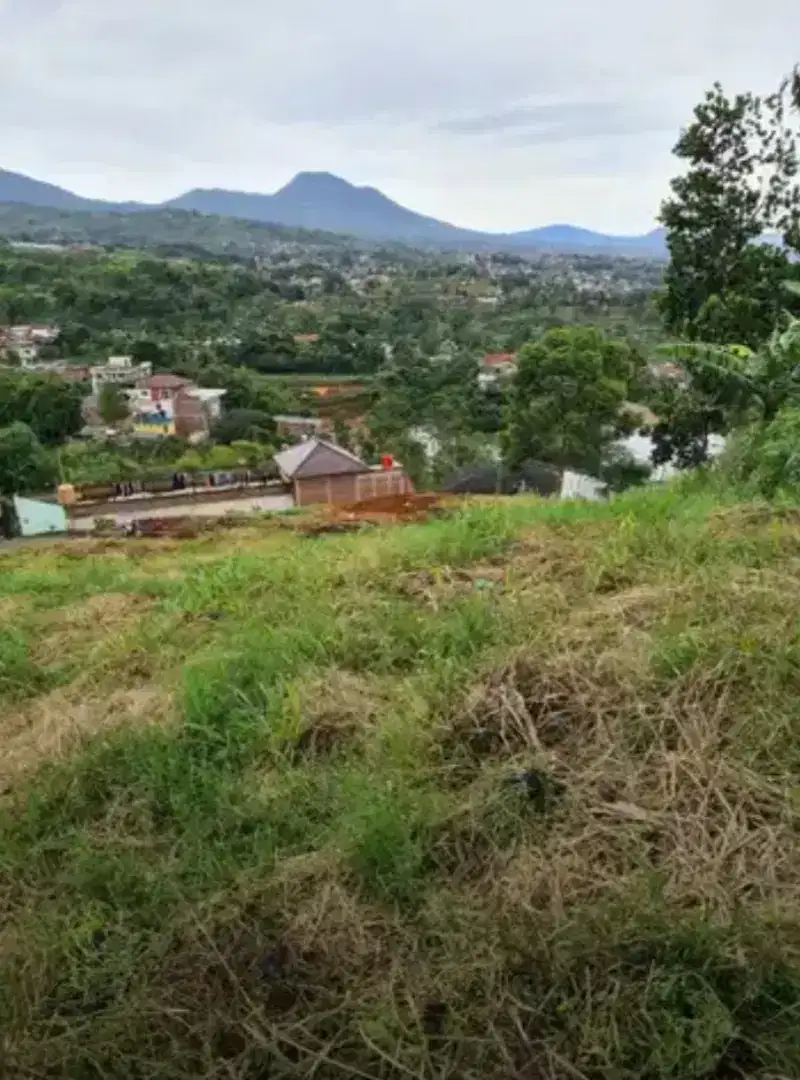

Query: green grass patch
[[3, 492, 800, 1077]]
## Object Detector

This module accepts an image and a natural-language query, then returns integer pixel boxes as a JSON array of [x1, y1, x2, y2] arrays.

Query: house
[[144, 372, 192, 403], [294, 333, 320, 346], [274, 438, 412, 507], [274, 415, 327, 440], [0, 323, 60, 366], [59, 364, 92, 384], [127, 375, 226, 439], [478, 352, 517, 387], [90, 356, 152, 396]]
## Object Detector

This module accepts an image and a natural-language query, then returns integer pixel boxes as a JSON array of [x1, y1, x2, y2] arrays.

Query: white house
[[91, 356, 153, 396]]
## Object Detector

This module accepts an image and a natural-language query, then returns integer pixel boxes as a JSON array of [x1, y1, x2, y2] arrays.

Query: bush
[[210, 408, 276, 444], [719, 407, 800, 497]]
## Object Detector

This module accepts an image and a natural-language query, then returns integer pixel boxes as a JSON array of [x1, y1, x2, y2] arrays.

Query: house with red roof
[[478, 352, 518, 387]]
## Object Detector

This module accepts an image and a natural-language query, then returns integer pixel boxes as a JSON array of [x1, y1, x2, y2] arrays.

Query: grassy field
[[2, 489, 800, 1078]]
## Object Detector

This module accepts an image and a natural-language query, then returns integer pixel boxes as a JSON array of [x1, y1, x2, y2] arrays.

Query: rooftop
[[481, 352, 517, 368], [147, 373, 193, 390], [274, 438, 366, 480]]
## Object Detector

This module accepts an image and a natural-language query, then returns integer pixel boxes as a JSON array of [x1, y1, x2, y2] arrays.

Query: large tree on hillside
[[660, 70, 800, 347], [0, 371, 84, 445], [0, 423, 56, 495], [502, 327, 643, 474]]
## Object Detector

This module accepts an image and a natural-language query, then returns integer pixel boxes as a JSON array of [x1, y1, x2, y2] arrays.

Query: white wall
[[13, 497, 68, 537]]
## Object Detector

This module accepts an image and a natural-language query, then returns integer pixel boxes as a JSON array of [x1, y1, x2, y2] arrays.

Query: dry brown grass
[[0, 683, 173, 792], [286, 670, 390, 759], [32, 592, 154, 666], [0, 596, 27, 623]]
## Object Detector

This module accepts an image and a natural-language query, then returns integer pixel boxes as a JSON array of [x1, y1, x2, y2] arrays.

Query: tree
[[210, 408, 277, 444], [98, 383, 130, 426], [367, 341, 483, 458], [229, 440, 273, 468], [0, 423, 56, 495], [0, 371, 84, 445], [502, 327, 642, 473], [660, 72, 800, 347], [203, 444, 243, 470], [651, 292, 800, 467]]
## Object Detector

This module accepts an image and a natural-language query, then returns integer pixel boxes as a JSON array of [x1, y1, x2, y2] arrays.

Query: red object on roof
[[381, 454, 395, 471], [480, 352, 517, 368]]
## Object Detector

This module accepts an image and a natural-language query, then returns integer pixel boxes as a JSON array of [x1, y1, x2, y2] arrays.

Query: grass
[[2, 490, 800, 1077]]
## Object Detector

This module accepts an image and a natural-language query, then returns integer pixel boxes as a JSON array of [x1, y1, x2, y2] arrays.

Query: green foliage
[[367, 342, 487, 480], [0, 370, 83, 445], [660, 73, 800, 347], [503, 326, 642, 472], [0, 421, 56, 495], [210, 408, 277, 445], [652, 297, 800, 466], [0, 204, 356, 258], [719, 407, 800, 496], [97, 382, 130, 426]]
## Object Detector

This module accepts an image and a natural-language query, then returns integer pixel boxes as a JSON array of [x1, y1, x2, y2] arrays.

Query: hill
[[166, 171, 472, 245], [0, 166, 667, 256], [0, 201, 365, 256], [2, 489, 800, 1078]]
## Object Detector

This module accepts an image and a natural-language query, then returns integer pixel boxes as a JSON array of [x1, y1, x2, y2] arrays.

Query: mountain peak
[[276, 172, 360, 196]]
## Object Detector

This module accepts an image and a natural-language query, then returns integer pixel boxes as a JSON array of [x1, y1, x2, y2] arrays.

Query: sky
[[0, 0, 797, 235]]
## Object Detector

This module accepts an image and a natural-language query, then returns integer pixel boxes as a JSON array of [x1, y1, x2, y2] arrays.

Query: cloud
[[436, 100, 675, 143], [0, 0, 797, 232]]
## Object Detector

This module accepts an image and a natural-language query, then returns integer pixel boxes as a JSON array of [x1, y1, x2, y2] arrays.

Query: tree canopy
[[660, 71, 800, 348], [0, 371, 84, 445], [502, 327, 643, 474], [0, 422, 56, 496]]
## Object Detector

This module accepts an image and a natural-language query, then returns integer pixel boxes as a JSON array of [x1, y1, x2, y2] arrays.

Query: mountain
[[165, 171, 474, 244], [505, 224, 667, 254], [0, 168, 153, 218], [0, 166, 667, 256], [0, 168, 98, 211]]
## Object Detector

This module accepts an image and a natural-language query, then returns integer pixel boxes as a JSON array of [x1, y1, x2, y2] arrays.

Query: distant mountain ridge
[[0, 167, 667, 256]]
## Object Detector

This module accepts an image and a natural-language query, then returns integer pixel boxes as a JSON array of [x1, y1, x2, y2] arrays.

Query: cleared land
[[2, 490, 800, 1078]]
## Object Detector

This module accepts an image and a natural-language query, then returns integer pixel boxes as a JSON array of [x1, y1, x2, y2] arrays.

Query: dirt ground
[[333, 492, 448, 523]]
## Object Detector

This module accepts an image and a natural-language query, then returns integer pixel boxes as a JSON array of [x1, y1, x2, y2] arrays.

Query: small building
[[0, 324, 61, 366], [478, 352, 518, 387], [91, 356, 152, 396], [274, 415, 326, 440], [143, 372, 192, 402], [274, 438, 412, 507], [126, 376, 226, 439], [59, 364, 92, 384]]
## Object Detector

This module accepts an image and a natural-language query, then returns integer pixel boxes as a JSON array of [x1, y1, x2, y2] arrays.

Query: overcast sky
[[0, 0, 797, 234]]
